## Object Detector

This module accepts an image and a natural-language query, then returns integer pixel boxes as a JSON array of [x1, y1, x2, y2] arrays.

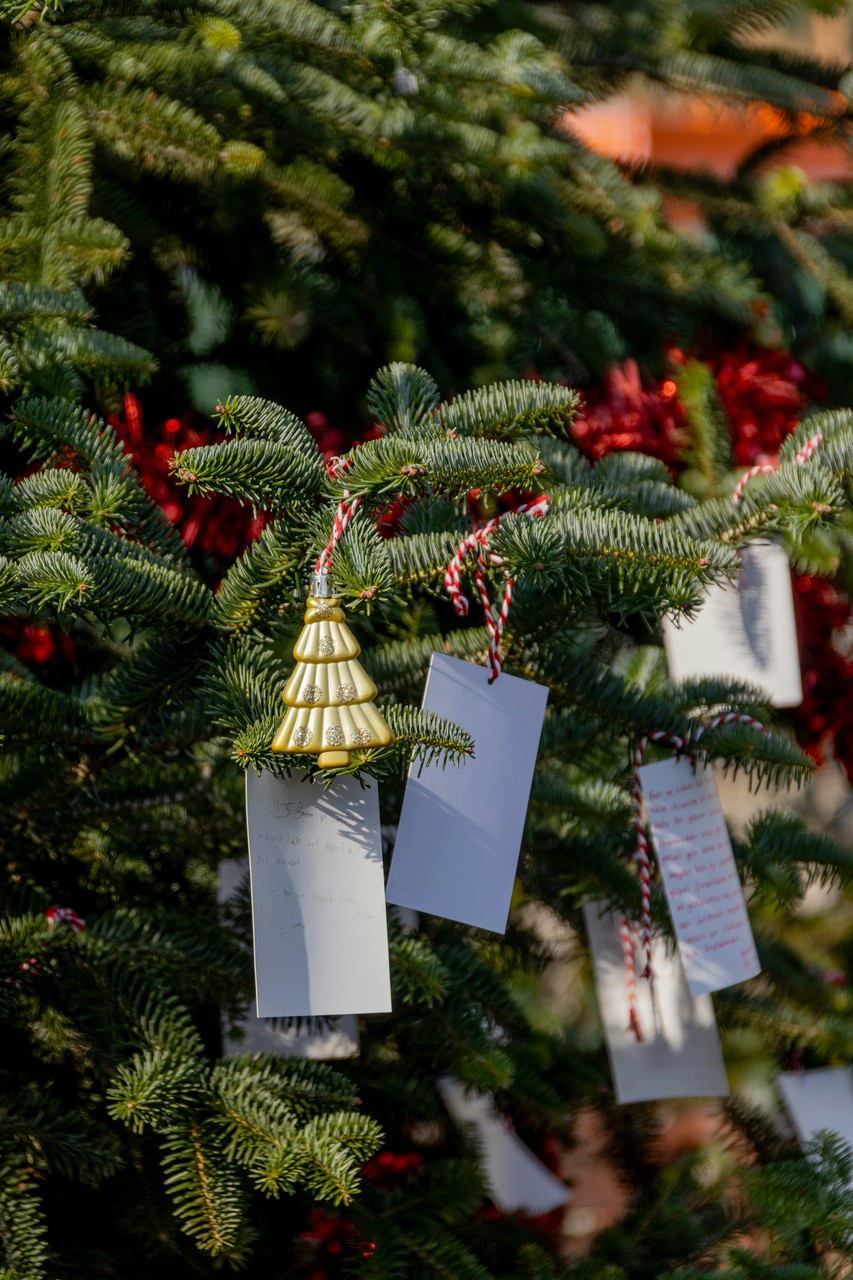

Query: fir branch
[[430, 379, 579, 441], [171, 438, 324, 508], [0, 1159, 49, 1280], [384, 705, 474, 769], [214, 394, 322, 458], [213, 518, 310, 631], [366, 362, 440, 435], [159, 1118, 247, 1258]]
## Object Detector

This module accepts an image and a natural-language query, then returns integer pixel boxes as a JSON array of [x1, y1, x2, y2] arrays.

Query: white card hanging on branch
[[218, 859, 360, 1059], [778, 1067, 853, 1165], [386, 498, 549, 933], [438, 1078, 570, 1215], [584, 903, 728, 1105], [245, 769, 391, 1017], [663, 431, 823, 708], [612, 715, 765, 1048], [242, 495, 393, 1018]]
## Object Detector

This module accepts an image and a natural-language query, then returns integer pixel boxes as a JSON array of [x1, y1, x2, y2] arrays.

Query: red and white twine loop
[[443, 495, 550, 681], [623, 713, 769, 1041], [732, 431, 824, 504], [316, 457, 362, 577], [45, 906, 85, 932]]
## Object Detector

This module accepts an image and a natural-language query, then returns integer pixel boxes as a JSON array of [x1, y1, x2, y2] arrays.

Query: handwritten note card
[[386, 653, 548, 933], [639, 756, 760, 998], [584, 903, 729, 1104], [245, 771, 392, 1017], [663, 540, 802, 707], [438, 1078, 570, 1215], [778, 1068, 853, 1160]]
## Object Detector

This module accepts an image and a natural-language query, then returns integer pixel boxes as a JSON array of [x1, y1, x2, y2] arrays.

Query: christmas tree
[[7, 1, 853, 1276]]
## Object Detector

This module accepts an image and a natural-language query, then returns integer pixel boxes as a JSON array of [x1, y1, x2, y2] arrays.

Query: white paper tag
[[778, 1068, 853, 1157], [583, 903, 729, 1104], [386, 653, 548, 933], [663, 540, 802, 707], [225, 1013, 360, 1060], [438, 1078, 570, 1215], [218, 858, 361, 1059], [245, 771, 392, 1017], [640, 756, 760, 998]]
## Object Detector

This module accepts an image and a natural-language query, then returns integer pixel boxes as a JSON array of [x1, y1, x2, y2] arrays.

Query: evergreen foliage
[[5, 0, 853, 1274], [2, 358, 853, 1271], [3, 0, 853, 413]]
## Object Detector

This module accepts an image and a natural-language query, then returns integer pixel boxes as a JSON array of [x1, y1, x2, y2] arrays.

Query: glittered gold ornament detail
[[271, 574, 394, 768]]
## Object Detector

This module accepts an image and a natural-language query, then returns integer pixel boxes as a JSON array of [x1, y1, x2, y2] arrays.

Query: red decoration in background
[[709, 341, 810, 466], [0, 622, 76, 669], [792, 574, 853, 773], [571, 359, 686, 465], [110, 396, 265, 565]]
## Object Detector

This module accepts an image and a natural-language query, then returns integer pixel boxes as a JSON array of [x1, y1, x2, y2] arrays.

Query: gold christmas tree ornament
[[272, 572, 394, 768]]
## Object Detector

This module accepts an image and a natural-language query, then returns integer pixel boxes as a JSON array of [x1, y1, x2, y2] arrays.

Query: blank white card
[[663, 540, 802, 708], [584, 903, 728, 1105], [386, 653, 548, 933], [438, 1077, 570, 1215], [218, 857, 360, 1059], [778, 1068, 853, 1160], [245, 770, 391, 1017]]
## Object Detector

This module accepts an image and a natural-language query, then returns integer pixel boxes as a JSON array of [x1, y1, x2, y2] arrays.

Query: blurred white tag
[[640, 756, 760, 998], [663, 541, 802, 707], [584, 903, 728, 1104], [438, 1078, 569, 1215], [779, 1068, 853, 1154], [225, 1013, 360, 1060], [386, 654, 548, 933], [245, 772, 391, 1016], [218, 859, 361, 1059]]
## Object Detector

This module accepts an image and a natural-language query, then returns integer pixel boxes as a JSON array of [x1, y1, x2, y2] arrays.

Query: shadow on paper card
[[245, 772, 392, 1017], [224, 1010, 360, 1060], [663, 541, 801, 708], [584, 903, 729, 1105], [387, 653, 547, 933]]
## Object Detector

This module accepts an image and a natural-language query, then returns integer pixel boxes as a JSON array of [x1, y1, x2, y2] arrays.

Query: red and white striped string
[[443, 495, 550, 681], [316, 456, 362, 576], [623, 712, 769, 1041], [732, 431, 824, 504], [45, 905, 85, 932]]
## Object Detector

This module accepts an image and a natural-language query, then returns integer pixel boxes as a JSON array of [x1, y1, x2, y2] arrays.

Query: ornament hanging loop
[[443, 495, 550, 682], [732, 430, 823, 503], [310, 570, 333, 598]]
